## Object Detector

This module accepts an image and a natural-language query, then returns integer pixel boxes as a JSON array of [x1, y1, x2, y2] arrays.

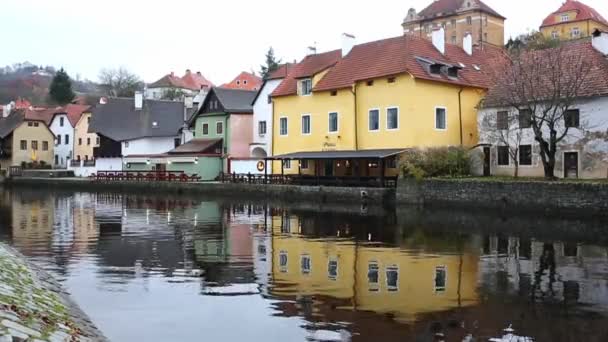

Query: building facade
[[540, 0, 608, 40], [221, 72, 263, 91], [403, 0, 506, 48], [73, 110, 99, 163]]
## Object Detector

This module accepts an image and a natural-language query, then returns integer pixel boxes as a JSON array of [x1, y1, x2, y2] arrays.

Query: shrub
[[399, 147, 471, 179]]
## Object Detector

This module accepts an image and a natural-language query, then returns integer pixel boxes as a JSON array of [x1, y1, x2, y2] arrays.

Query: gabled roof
[[168, 138, 222, 154], [0, 109, 54, 138], [181, 70, 214, 90], [271, 50, 342, 97], [416, 0, 505, 21], [89, 98, 184, 142], [314, 35, 506, 92], [148, 73, 191, 90], [541, 0, 608, 27], [25, 107, 61, 125], [266, 63, 296, 80], [221, 72, 263, 91], [51, 104, 91, 127], [204, 87, 257, 114]]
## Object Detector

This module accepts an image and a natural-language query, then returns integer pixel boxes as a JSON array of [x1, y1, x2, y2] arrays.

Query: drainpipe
[[458, 87, 464, 146], [350, 85, 358, 150], [271, 99, 275, 174]]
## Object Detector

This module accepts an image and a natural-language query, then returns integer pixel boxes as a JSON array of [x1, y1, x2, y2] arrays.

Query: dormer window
[[561, 13, 569, 22], [447, 67, 459, 78], [430, 64, 442, 75], [473, 64, 481, 71], [300, 79, 312, 96], [152, 121, 158, 128]]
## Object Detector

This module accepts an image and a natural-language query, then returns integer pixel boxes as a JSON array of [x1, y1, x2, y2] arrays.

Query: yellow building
[[270, 33, 502, 176], [73, 110, 99, 162], [540, 0, 608, 40], [402, 0, 506, 48], [270, 215, 479, 323], [0, 109, 55, 170]]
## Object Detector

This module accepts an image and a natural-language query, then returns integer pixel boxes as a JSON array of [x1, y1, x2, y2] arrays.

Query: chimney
[[341, 33, 356, 57], [134, 92, 143, 110], [170, 71, 175, 77], [307, 46, 317, 56], [463, 33, 473, 55], [592, 29, 608, 55], [185, 69, 191, 74], [196, 71, 202, 76], [432, 27, 445, 54]]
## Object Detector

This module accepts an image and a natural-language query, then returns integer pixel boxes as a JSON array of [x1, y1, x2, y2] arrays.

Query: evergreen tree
[[49, 68, 75, 105], [260, 47, 282, 79]]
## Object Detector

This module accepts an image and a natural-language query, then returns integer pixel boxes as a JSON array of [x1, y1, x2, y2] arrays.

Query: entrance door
[[156, 163, 166, 172], [483, 147, 491, 177], [324, 160, 334, 176], [564, 152, 579, 179]]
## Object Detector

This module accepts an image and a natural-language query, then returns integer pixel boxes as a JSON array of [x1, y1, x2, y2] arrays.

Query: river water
[[0, 188, 607, 342]]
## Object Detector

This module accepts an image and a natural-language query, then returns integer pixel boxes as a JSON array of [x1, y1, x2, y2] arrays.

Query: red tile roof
[[541, 0, 608, 27], [221, 72, 263, 91], [314, 35, 506, 92], [24, 107, 60, 125], [417, 0, 505, 20], [267, 63, 296, 80], [148, 72, 191, 90], [271, 50, 342, 97], [181, 70, 214, 90], [14, 98, 31, 109], [483, 40, 608, 107], [62, 104, 91, 127]]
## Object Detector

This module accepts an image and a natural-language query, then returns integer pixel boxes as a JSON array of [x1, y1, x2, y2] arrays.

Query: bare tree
[[479, 110, 525, 177], [98, 67, 141, 97], [161, 88, 186, 101], [486, 42, 593, 179]]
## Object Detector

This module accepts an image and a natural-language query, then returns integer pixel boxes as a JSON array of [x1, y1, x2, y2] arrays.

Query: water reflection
[[0, 189, 607, 341]]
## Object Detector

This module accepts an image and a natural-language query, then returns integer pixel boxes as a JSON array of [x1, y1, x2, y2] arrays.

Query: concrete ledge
[[397, 178, 608, 216]]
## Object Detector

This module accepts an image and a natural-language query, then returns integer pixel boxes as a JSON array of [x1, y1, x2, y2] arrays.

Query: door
[[156, 163, 166, 172], [564, 152, 579, 179], [324, 160, 334, 176], [483, 147, 491, 177]]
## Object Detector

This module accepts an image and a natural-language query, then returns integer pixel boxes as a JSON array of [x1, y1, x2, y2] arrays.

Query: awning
[[267, 148, 408, 160]]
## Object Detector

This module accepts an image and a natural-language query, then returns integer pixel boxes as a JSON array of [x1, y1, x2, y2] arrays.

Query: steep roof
[[148, 73, 191, 90], [89, 98, 184, 142], [0, 108, 55, 138], [181, 70, 214, 90], [266, 63, 296, 80], [483, 40, 608, 107], [416, 0, 505, 20], [208, 87, 257, 113], [271, 50, 342, 97], [541, 0, 608, 27], [53, 104, 91, 127], [314, 35, 506, 92], [25, 107, 61, 125], [221, 72, 263, 91]]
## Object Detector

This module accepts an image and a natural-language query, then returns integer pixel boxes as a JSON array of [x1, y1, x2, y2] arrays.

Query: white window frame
[[258, 121, 267, 135], [561, 13, 569, 22], [328, 258, 338, 281], [571, 27, 580, 38], [202, 123, 209, 135], [368, 261, 380, 292], [283, 159, 292, 169], [301, 254, 311, 275], [386, 264, 399, 292], [328, 111, 339, 134], [434, 265, 447, 293], [216, 121, 224, 135], [301, 114, 312, 135], [386, 107, 399, 131], [279, 251, 288, 273], [279, 116, 288, 136], [434, 106, 447, 131], [551, 31, 559, 39], [368, 108, 380, 132], [300, 79, 312, 96]]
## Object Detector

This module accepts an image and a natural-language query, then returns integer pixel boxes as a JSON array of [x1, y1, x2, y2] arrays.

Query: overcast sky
[[2, 0, 607, 85]]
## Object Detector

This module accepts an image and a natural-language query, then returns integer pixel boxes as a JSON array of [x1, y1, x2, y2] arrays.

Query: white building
[[250, 64, 295, 158], [475, 30, 608, 179], [146, 70, 213, 108], [49, 112, 74, 168]]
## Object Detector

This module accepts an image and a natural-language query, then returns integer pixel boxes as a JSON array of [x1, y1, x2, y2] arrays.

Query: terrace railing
[[219, 172, 398, 188]]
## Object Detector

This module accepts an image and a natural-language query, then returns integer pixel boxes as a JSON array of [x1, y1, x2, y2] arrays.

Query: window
[[451, 19, 456, 27], [435, 107, 447, 130], [330, 90, 337, 96], [60, 117, 64, 127], [466, 16, 472, 25], [565, 109, 580, 128], [28, 122, 33, 127], [283, 159, 291, 169], [216, 122, 223, 135], [366, 80, 374, 86], [84, 155, 88, 161], [497, 111, 509, 130], [369, 109, 380, 131], [519, 145, 532, 165], [328, 112, 338, 133], [125, 141, 129, 148], [65, 135, 69, 145], [387, 107, 399, 130], [236, 80, 241, 85], [258, 121, 267, 135], [387, 77, 396, 83], [56, 135, 61, 145], [279, 117, 288, 136], [302, 115, 311, 134], [386, 157, 397, 169], [20, 140, 27, 150], [447, 67, 458, 78], [87, 117, 91, 124], [571, 27, 580, 38], [435, 266, 447, 292], [78, 138, 82, 146], [87, 138, 91, 145], [279, 251, 288, 273], [267, 95, 272, 104], [561, 13, 569, 22], [174, 138, 181, 148], [34, 122, 39, 127], [386, 265, 399, 292], [244, 80, 248, 85], [430, 64, 442, 75], [368, 262, 379, 291], [77, 155, 81, 161], [552, 31, 559, 39], [96, 137, 100, 145], [31, 140, 38, 150], [300, 79, 312, 96], [202, 123, 209, 135], [42, 141, 48, 151], [301, 255, 311, 274], [328, 259, 338, 280], [301, 159, 309, 169], [497, 146, 510, 166], [519, 109, 532, 129]]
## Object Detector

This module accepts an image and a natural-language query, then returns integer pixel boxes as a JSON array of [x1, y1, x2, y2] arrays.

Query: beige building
[[73, 110, 99, 162], [0, 109, 55, 170], [540, 0, 608, 41], [403, 0, 505, 48]]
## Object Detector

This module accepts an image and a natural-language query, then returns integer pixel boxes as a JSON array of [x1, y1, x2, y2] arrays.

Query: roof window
[[447, 67, 459, 78], [152, 121, 158, 127], [430, 64, 442, 75], [472, 64, 481, 71]]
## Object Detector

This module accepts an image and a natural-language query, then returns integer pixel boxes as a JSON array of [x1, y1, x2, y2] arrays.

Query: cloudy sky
[[2, 0, 607, 85]]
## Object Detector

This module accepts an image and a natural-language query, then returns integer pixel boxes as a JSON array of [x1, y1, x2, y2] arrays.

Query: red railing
[[91, 170, 201, 182], [219, 172, 398, 188]]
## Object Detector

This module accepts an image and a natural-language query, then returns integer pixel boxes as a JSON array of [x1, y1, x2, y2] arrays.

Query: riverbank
[[0, 243, 107, 341]]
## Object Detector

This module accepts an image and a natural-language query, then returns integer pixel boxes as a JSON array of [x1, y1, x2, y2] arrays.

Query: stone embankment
[[0, 243, 106, 342]]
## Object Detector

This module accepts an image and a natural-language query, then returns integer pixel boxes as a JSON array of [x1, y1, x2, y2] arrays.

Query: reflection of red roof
[[271, 50, 342, 97], [181, 70, 214, 90], [221, 72, 263, 91], [541, 0, 608, 27], [417, 0, 505, 20]]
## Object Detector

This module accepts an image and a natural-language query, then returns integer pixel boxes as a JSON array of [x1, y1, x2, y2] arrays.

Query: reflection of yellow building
[[11, 195, 54, 252], [270, 218, 479, 323], [72, 207, 98, 252], [540, 0, 608, 40]]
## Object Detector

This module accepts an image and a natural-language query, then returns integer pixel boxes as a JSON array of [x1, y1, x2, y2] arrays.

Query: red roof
[[267, 63, 296, 80], [541, 0, 608, 27], [62, 104, 91, 127], [181, 70, 214, 90], [221, 72, 263, 91], [14, 98, 31, 109], [23, 107, 60, 124], [314, 35, 506, 92], [417, 0, 505, 20], [148, 72, 191, 90], [271, 50, 342, 97]]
